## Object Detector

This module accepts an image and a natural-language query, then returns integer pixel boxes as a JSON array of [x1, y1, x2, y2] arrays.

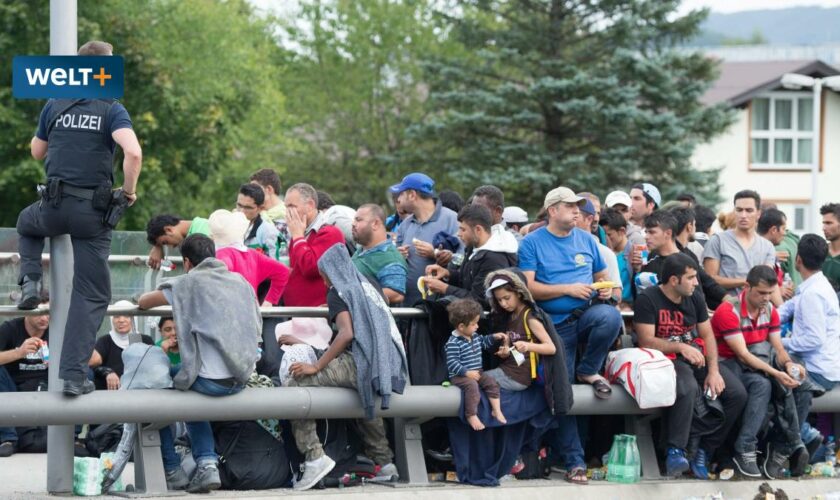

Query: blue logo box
[[13, 56, 124, 99]]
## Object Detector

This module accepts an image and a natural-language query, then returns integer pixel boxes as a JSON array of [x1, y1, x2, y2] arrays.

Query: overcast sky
[[679, 0, 840, 14]]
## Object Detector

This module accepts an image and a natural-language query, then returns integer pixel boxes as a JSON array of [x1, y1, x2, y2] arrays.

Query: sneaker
[[665, 447, 690, 477], [510, 457, 525, 475], [186, 462, 221, 493], [733, 451, 762, 478], [0, 441, 16, 458], [789, 445, 810, 477], [372, 463, 399, 483], [294, 455, 336, 491], [165, 467, 189, 490], [763, 442, 790, 480], [689, 448, 709, 480]]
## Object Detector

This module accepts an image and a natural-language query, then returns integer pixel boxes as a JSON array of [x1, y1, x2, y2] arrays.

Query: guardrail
[[0, 252, 182, 265]]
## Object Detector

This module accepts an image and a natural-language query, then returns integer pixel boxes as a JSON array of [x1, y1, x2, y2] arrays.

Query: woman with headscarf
[[89, 300, 153, 390]]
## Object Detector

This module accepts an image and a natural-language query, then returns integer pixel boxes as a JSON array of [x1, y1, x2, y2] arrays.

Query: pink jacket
[[216, 247, 290, 305]]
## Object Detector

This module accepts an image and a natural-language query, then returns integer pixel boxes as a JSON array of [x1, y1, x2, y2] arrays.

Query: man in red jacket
[[282, 183, 345, 306]]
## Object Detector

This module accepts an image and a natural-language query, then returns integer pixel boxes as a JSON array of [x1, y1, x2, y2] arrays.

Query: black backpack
[[213, 421, 292, 490], [84, 423, 122, 457]]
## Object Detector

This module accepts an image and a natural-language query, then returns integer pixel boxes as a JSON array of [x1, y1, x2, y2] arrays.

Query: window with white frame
[[750, 92, 815, 170]]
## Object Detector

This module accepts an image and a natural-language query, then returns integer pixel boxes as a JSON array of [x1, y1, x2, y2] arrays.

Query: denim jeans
[[0, 367, 18, 444], [721, 359, 772, 454], [547, 304, 622, 469], [159, 376, 245, 472], [796, 371, 837, 443]]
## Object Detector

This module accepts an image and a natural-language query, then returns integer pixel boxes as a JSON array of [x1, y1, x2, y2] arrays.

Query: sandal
[[583, 375, 612, 399], [565, 466, 588, 485]]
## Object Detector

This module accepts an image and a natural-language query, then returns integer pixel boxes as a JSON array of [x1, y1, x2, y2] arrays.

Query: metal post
[[47, 0, 77, 494], [811, 80, 823, 233]]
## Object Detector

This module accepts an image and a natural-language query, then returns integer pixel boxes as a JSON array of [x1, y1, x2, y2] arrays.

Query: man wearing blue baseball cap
[[390, 173, 460, 306]]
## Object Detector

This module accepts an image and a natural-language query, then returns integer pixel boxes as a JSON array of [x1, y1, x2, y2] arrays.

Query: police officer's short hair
[[78, 41, 113, 56], [239, 183, 265, 206], [287, 183, 317, 204], [146, 214, 182, 245], [249, 169, 282, 194], [180, 234, 215, 267]]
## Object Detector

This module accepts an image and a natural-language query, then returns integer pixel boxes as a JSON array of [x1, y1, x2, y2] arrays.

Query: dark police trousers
[[16, 194, 111, 383]]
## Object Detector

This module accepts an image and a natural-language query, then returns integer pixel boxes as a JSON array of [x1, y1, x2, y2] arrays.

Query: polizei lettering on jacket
[[55, 113, 103, 131]]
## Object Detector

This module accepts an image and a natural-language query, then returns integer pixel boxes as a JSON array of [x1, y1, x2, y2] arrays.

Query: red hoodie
[[216, 247, 290, 305], [283, 225, 345, 306]]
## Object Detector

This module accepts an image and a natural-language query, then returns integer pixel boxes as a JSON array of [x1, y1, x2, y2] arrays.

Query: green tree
[[0, 0, 295, 230], [403, 0, 735, 212], [277, 0, 457, 207]]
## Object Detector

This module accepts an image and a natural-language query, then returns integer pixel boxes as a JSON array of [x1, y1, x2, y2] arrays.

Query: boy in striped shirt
[[445, 299, 507, 430]]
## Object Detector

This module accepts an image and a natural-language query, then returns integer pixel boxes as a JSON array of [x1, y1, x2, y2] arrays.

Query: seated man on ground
[[424, 204, 518, 308], [351, 203, 407, 305], [90, 300, 154, 391], [777, 234, 840, 448], [285, 243, 407, 491], [0, 290, 50, 457], [711, 265, 807, 479], [138, 234, 262, 493], [145, 214, 210, 269], [209, 209, 290, 306], [634, 254, 745, 479]]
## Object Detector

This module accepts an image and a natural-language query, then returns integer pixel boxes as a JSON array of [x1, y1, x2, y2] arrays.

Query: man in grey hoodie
[[138, 234, 261, 493]]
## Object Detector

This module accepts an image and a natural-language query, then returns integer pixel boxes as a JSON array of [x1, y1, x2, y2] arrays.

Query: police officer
[[16, 40, 142, 397]]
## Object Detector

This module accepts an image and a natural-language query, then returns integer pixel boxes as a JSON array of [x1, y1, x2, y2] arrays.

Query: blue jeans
[[797, 371, 837, 443], [0, 367, 18, 444], [721, 359, 771, 454], [159, 377, 245, 472], [548, 304, 622, 469]]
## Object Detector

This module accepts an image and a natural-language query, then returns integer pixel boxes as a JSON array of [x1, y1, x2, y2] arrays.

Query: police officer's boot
[[17, 275, 42, 310]]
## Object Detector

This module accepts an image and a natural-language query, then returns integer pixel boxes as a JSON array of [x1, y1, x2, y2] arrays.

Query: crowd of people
[[3, 166, 840, 491]]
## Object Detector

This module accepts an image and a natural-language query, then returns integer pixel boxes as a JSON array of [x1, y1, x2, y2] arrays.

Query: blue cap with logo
[[580, 199, 597, 216], [389, 173, 436, 196]]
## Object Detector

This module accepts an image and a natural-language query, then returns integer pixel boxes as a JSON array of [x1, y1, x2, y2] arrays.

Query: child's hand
[[466, 370, 481, 381]]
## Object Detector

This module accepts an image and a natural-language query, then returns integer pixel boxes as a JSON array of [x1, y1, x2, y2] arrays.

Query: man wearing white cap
[[502, 206, 528, 233], [606, 190, 646, 280], [630, 182, 661, 227], [518, 186, 622, 483]]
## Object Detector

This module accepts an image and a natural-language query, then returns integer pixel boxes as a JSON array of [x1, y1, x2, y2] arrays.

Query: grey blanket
[[318, 244, 408, 419], [159, 258, 261, 390]]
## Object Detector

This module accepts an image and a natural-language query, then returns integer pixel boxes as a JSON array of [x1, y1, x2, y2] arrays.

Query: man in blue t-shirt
[[518, 186, 622, 483]]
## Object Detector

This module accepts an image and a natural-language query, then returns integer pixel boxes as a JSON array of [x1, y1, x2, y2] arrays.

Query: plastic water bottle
[[160, 259, 175, 272], [606, 434, 640, 483], [39, 341, 49, 362]]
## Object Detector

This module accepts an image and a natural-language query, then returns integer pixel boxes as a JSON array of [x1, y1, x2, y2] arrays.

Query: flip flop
[[565, 466, 588, 485], [590, 377, 612, 399]]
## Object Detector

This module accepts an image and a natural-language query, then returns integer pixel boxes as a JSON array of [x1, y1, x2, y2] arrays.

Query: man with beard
[[351, 204, 407, 305], [822, 203, 840, 287]]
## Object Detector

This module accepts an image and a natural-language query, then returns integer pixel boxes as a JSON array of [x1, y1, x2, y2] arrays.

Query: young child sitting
[[445, 298, 507, 431]]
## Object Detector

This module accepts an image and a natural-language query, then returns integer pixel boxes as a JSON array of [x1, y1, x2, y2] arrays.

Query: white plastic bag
[[605, 348, 676, 409]]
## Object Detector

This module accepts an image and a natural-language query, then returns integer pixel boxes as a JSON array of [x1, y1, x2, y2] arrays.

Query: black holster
[[103, 189, 129, 229]]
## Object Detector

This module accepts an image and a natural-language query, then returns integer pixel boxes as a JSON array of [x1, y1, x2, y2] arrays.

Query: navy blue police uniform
[[16, 98, 132, 387]]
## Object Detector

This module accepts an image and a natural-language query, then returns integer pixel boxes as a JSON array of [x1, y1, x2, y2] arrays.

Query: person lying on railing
[[89, 300, 153, 391], [138, 234, 261, 493], [284, 243, 407, 491], [145, 214, 210, 270]]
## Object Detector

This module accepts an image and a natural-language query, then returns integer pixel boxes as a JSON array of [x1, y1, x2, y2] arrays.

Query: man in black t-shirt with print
[[0, 292, 50, 457], [634, 253, 745, 480]]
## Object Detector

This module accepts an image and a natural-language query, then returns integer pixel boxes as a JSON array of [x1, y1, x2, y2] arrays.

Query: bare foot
[[467, 415, 486, 431], [492, 410, 507, 424]]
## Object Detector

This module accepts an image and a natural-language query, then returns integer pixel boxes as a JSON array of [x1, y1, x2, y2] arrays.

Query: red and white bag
[[605, 348, 676, 409]]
